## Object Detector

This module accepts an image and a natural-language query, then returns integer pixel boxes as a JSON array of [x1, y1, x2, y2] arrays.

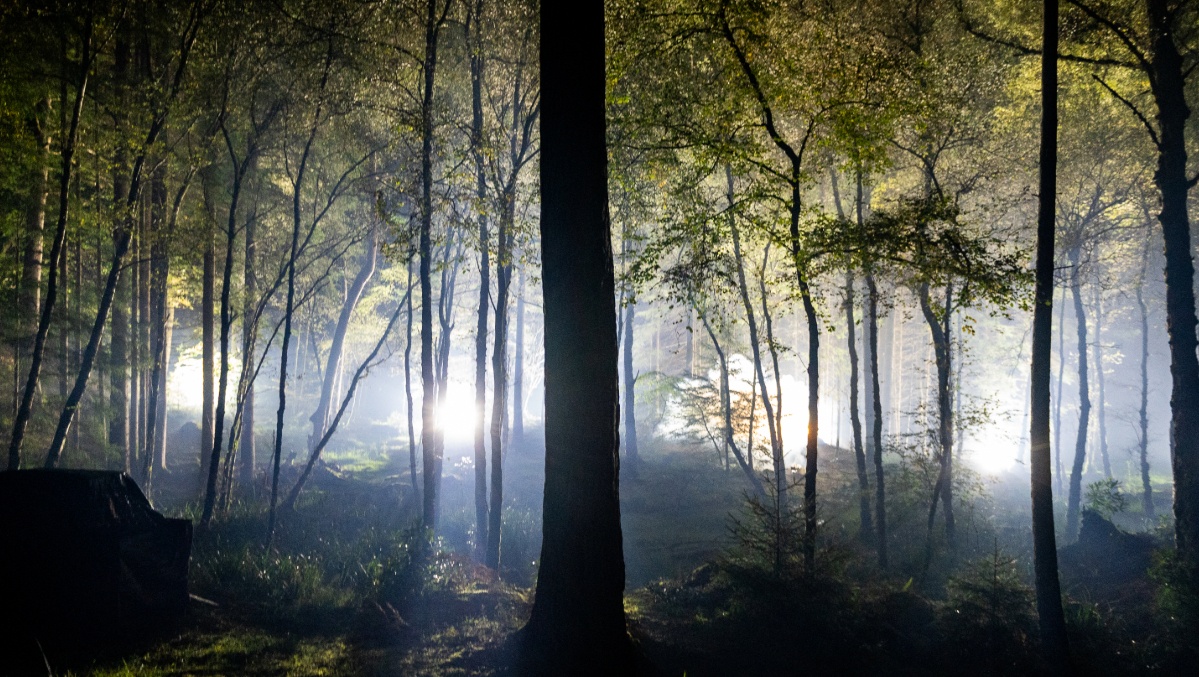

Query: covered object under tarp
[[0, 469, 191, 650]]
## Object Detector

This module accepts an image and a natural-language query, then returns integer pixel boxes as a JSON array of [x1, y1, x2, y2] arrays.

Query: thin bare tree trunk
[[513, 265, 525, 443], [1065, 245, 1090, 539], [469, 0, 490, 553], [1137, 233, 1154, 518], [867, 275, 888, 569]]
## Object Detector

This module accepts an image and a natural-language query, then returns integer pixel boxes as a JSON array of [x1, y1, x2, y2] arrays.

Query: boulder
[[0, 469, 192, 654]]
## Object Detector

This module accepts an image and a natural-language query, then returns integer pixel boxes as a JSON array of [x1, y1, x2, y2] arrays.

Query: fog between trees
[[1, 0, 1197, 674]]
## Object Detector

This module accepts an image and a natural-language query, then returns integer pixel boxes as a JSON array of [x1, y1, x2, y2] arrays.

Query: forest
[[0, 0, 1197, 674]]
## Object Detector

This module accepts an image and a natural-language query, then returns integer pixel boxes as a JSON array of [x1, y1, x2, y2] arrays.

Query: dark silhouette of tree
[[1030, 0, 1070, 665], [517, 0, 636, 671]]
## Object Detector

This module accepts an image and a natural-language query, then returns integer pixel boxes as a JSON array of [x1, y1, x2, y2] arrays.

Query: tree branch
[[1092, 74, 1161, 149]]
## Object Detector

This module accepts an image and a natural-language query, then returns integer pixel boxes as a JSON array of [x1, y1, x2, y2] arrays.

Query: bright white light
[[965, 440, 1021, 475], [436, 380, 479, 447], [167, 352, 241, 412]]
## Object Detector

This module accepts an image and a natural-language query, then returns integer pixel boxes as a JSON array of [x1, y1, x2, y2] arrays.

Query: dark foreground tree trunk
[[1030, 0, 1070, 664], [420, 0, 449, 531], [470, 0, 490, 554], [518, 0, 635, 671], [1142, 0, 1199, 575]]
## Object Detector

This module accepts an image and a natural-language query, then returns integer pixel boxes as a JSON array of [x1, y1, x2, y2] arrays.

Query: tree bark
[[1030, 1, 1070, 662], [1092, 268, 1109, 478], [728, 170, 784, 511], [1137, 234, 1154, 518], [240, 194, 258, 487], [1065, 245, 1090, 539], [311, 228, 377, 449], [266, 50, 330, 541], [1142, 0, 1199, 570], [43, 0, 201, 468], [405, 258, 418, 498], [1053, 285, 1066, 493], [623, 301, 639, 469], [697, 305, 765, 496], [19, 97, 51, 345], [519, 0, 635, 668], [845, 271, 872, 544], [867, 275, 888, 569], [513, 265, 526, 442], [200, 190, 216, 488], [487, 200, 514, 571], [470, 0, 490, 554], [918, 281, 955, 551], [203, 132, 255, 528], [420, 0, 450, 531], [286, 284, 413, 510]]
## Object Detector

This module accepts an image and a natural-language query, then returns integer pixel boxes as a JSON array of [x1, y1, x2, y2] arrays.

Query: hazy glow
[[167, 354, 242, 412], [436, 380, 479, 448], [967, 444, 1020, 475]]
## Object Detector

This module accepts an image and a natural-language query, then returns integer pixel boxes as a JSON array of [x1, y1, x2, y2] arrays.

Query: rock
[[1058, 509, 1157, 607]]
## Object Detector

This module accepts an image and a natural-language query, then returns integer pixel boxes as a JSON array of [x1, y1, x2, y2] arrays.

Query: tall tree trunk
[[513, 265, 526, 442], [19, 97, 51, 345], [1053, 285, 1065, 493], [155, 306, 173, 468], [867, 276, 888, 569], [143, 166, 160, 473], [622, 301, 638, 469], [311, 228, 377, 448], [918, 282, 955, 551], [130, 198, 142, 479], [520, 0, 635, 667], [1143, 0, 1199, 573], [43, 1, 203, 469], [200, 194, 216, 488], [470, 0, 490, 553], [697, 305, 764, 495], [405, 258, 418, 498], [112, 205, 131, 472], [420, 0, 449, 531], [286, 284, 413, 510], [684, 307, 694, 378], [1030, 2, 1070, 661], [1137, 234, 1154, 519], [203, 145, 252, 528], [758, 246, 785, 489], [1092, 269, 1109, 478], [487, 202, 514, 570], [146, 164, 179, 475], [8, 20, 91, 470], [266, 49, 331, 541], [112, 30, 132, 474], [846, 270, 873, 543], [240, 199, 258, 486], [728, 169, 784, 514], [1065, 245, 1090, 539]]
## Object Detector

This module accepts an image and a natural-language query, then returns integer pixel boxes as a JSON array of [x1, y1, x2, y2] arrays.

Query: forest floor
[[57, 435, 1198, 676]]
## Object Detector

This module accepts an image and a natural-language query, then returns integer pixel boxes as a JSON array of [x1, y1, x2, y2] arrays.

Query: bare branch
[[1092, 74, 1161, 149]]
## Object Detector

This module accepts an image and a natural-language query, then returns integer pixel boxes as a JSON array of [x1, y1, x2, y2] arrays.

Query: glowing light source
[[436, 381, 479, 447]]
